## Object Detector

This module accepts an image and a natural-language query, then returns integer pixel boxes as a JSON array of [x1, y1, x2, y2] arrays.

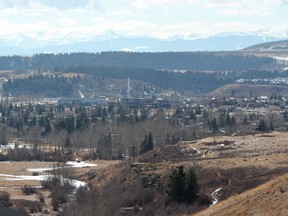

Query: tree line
[[0, 51, 276, 71], [2, 75, 74, 97]]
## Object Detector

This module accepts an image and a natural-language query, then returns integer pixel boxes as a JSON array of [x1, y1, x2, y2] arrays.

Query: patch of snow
[[27, 161, 97, 172], [0, 173, 86, 188], [0, 173, 48, 181], [26, 167, 56, 172], [66, 161, 97, 168], [0, 161, 97, 189], [0, 143, 33, 149]]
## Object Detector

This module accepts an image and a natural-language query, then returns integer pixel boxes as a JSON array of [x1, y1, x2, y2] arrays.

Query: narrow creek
[[210, 187, 222, 206]]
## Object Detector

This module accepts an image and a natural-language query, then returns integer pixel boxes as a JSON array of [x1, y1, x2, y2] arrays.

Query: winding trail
[[210, 188, 222, 206]]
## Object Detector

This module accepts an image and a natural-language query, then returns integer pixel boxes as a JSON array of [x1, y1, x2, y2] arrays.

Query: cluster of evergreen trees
[[166, 166, 199, 205], [0, 52, 275, 71], [139, 132, 154, 155], [2, 75, 74, 97]]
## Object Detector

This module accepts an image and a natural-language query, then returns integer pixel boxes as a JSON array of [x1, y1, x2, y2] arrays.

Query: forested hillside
[[2, 75, 74, 97], [3, 68, 287, 96], [0, 52, 276, 71]]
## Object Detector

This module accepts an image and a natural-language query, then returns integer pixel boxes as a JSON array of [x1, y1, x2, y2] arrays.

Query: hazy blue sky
[[0, 0, 287, 42]]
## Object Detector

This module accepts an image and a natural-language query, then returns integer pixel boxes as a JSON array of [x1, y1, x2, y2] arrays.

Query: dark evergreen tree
[[184, 168, 199, 204], [0, 127, 8, 146], [166, 166, 199, 205], [98, 133, 113, 160], [44, 119, 52, 134], [166, 166, 186, 205], [283, 111, 288, 122], [147, 132, 154, 151], [226, 113, 231, 126], [64, 135, 72, 148], [139, 134, 148, 155], [230, 116, 236, 127], [139, 133, 154, 155], [243, 115, 248, 125], [211, 118, 219, 134], [218, 114, 225, 127], [270, 121, 275, 131], [257, 119, 268, 132]]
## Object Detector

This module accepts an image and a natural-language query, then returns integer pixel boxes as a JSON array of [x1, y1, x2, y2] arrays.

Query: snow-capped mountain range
[[0, 29, 288, 55]]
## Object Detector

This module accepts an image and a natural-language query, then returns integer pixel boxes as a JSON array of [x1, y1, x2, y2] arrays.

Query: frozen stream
[[0, 161, 97, 188], [210, 188, 222, 206]]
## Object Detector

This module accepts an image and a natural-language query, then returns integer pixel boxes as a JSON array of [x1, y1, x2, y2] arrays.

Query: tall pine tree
[[166, 166, 199, 205]]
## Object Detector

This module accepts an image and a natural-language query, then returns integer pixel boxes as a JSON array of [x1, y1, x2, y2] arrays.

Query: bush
[[13, 199, 44, 214], [21, 185, 37, 195], [0, 191, 12, 207], [198, 193, 212, 206], [0, 153, 9, 161], [41, 175, 61, 190], [51, 188, 68, 211], [37, 193, 45, 203]]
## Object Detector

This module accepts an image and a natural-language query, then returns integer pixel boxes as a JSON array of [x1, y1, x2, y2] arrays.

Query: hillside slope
[[194, 172, 288, 216], [243, 39, 288, 52], [72, 132, 288, 216], [241, 39, 288, 61], [208, 84, 288, 98]]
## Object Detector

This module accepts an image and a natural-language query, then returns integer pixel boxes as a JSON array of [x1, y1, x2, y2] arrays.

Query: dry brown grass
[[0, 160, 120, 216], [194, 172, 288, 216], [177, 131, 288, 215]]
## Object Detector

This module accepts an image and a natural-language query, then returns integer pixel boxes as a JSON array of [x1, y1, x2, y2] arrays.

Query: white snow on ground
[[0, 173, 48, 181], [0, 143, 33, 149], [0, 173, 86, 188], [27, 161, 97, 172], [0, 161, 96, 188], [26, 167, 56, 172], [66, 161, 97, 168], [210, 188, 222, 206]]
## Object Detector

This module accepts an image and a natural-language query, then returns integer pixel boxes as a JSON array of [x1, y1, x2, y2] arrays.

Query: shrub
[[37, 193, 45, 203], [21, 185, 37, 195], [13, 199, 43, 214], [51, 188, 68, 211], [0, 191, 12, 207], [198, 193, 212, 206]]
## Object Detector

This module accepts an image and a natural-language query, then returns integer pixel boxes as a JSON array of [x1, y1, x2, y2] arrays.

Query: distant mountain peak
[[0, 30, 288, 55], [96, 30, 121, 41]]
